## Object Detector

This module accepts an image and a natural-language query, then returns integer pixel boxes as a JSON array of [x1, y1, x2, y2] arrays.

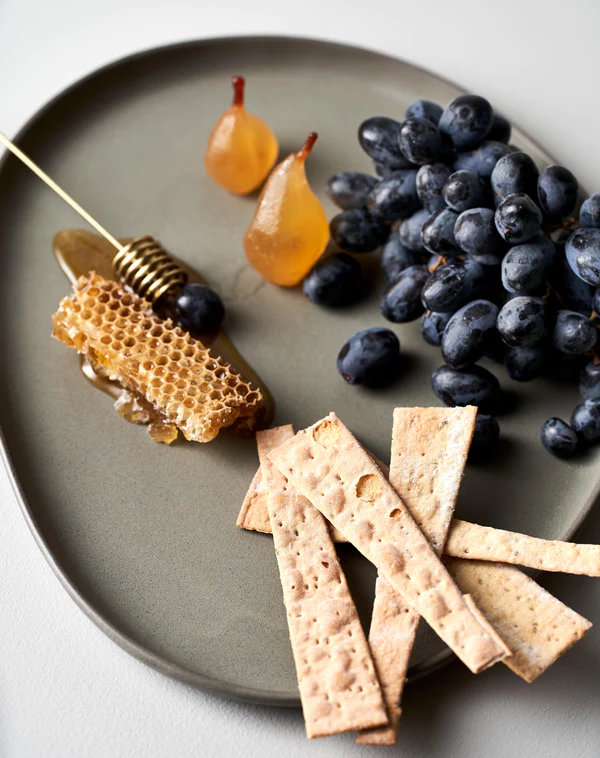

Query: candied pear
[[204, 76, 279, 195], [243, 133, 330, 286]]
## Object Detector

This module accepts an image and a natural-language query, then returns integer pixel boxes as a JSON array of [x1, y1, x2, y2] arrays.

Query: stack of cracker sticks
[[238, 408, 597, 743]]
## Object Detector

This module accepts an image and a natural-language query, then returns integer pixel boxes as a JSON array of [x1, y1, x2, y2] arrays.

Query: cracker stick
[[257, 426, 388, 738], [238, 463, 346, 542], [357, 406, 477, 745], [446, 520, 600, 577], [268, 413, 511, 675], [447, 559, 592, 682]]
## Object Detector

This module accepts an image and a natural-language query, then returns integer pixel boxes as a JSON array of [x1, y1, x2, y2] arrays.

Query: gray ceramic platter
[[1, 36, 599, 707]]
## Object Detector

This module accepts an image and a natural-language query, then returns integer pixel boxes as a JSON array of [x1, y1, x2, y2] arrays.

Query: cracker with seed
[[257, 426, 388, 738], [268, 412, 510, 675], [238, 464, 347, 542], [357, 406, 477, 745], [445, 520, 600, 576], [447, 558, 592, 682]]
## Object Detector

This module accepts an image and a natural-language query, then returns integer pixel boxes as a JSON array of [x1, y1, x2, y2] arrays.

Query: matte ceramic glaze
[[0, 36, 598, 707]]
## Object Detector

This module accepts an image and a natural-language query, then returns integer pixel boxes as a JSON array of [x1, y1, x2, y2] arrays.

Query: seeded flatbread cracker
[[446, 520, 600, 576], [237, 463, 346, 542], [268, 413, 510, 675], [447, 558, 592, 682], [357, 406, 477, 745], [257, 426, 388, 738]]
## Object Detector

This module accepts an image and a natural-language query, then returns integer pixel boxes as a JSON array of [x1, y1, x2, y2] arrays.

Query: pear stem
[[232, 76, 245, 107], [298, 132, 318, 160]]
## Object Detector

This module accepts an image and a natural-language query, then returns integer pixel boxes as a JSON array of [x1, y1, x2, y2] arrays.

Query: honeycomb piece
[[52, 272, 263, 443]]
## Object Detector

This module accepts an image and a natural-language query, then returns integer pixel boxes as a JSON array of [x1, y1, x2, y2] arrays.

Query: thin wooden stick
[[0, 130, 121, 250]]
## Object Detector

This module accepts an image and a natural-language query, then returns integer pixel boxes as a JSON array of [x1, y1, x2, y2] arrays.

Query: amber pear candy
[[204, 76, 279, 195], [243, 133, 330, 287]]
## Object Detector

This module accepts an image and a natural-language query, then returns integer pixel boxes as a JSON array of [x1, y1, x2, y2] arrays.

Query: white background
[[1, 1, 600, 756]]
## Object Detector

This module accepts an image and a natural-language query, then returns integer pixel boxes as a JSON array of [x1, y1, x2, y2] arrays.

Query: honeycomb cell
[[51, 273, 263, 442]]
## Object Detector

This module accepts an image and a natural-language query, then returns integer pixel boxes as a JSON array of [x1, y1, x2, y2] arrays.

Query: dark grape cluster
[[304, 93, 599, 458]]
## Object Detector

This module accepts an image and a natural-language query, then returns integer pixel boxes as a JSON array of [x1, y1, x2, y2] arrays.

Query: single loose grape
[[174, 284, 225, 333], [540, 418, 578, 457], [455, 208, 505, 258], [421, 260, 486, 313], [501, 239, 553, 295], [337, 327, 401, 386], [303, 253, 362, 307]]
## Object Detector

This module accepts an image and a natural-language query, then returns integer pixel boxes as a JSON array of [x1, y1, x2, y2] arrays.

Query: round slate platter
[[0, 36, 598, 707]]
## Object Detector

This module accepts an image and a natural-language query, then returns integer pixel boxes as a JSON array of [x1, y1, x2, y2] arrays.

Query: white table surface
[[1, 1, 600, 756]]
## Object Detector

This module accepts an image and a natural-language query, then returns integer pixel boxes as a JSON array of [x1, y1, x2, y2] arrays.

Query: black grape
[[330, 209, 389, 253], [405, 99, 443, 125], [579, 361, 600, 400], [367, 170, 420, 222], [358, 117, 408, 167], [438, 95, 494, 149], [501, 238, 554, 295], [398, 208, 429, 252], [381, 265, 430, 322], [441, 299, 500, 367], [421, 260, 485, 313], [495, 193, 543, 244], [431, 364, 501, 409], [565, 228, 600, 286], [491, 152, 539, 205], [552, 310, 597, 355], [537, 165, 578, 220], [327, 172, 379, 210], [496, 296, 548, 347], [580, 194, 600, 229], [422, 208, 461, 256], [455, 208, 505, 259], [421, 310, 452, 346], [540, 418, 578, 457], [571, 398, 600, 443], [416, 163, 452, 212], [380, 234, 422, 285], [453, 141, 512, 180], [504, 344, 548, 381], [469, 413, 500, 459], [398, 117, 443, 165], [442, 171, 488, 212], [487, 113, 511, 144]]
